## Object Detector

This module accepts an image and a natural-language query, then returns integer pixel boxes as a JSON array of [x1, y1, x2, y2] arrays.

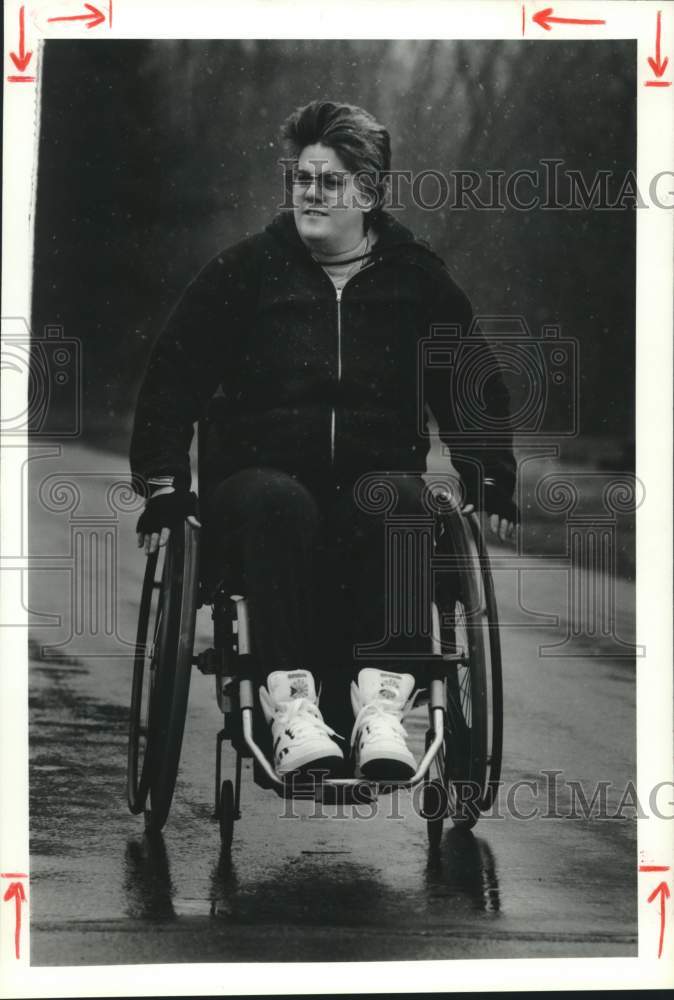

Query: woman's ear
[[356, 193, 375, 215]]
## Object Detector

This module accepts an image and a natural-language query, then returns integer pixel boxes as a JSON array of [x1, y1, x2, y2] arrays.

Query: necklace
[[312, 233, 372, 290]]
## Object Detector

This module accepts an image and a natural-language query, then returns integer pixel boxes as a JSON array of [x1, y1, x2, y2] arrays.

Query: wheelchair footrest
[[317, 782, 376, 806], [268, 777, 391, 804]]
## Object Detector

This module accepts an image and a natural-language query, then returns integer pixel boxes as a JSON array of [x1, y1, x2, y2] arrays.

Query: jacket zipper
[[323, 248, 380, 468], [330, 286, 343, 466]]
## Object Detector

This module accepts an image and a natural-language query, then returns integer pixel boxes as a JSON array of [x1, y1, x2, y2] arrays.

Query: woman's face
[[292, 142, 372, 253]]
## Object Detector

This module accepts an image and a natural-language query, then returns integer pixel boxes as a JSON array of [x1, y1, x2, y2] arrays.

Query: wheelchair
[[127, 427, 504, 854]]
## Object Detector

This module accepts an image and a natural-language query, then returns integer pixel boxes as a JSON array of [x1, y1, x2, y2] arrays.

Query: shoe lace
[[273, 697, 342, 748], [350, 691, 422, 751]]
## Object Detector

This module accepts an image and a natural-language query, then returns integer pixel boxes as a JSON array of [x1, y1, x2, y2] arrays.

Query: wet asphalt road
[[26, 444, 638, 965]]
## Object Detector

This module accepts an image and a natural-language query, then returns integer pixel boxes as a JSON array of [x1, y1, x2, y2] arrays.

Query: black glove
[[136, 489, 198, 536], [468, 482, 519, 524]]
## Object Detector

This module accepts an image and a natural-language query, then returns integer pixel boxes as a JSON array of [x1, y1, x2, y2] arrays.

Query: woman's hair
[[280, 100, 391, 225]]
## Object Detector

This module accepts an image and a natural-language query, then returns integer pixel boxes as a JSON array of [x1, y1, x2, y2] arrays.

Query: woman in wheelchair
[[131, 100, 517, 786]]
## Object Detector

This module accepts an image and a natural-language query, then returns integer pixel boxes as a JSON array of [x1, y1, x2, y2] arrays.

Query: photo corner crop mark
[[7, 0, 113, 82], [639, 864, 671, 959], [47, 2, 111, 30], [645, 10, 671, 88], [1, 873, 28, 960], [522, 4, 606, 37], [7, 6, 35, 83]]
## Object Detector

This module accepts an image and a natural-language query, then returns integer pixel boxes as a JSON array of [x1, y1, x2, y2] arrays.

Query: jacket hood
[[265, 209, 446, 272]]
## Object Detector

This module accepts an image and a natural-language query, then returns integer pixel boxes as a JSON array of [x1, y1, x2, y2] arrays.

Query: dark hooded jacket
[[130, 210, 517, 512]]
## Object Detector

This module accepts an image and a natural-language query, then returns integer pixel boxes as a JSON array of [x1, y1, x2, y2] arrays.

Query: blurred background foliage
[[33, 39, 635, 463]]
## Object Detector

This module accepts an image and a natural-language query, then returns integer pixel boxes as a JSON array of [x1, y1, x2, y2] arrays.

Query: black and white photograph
[[1, 1, 673, 993]]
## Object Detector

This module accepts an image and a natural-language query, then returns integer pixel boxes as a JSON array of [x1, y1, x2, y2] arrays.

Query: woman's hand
[[482, 484, 518, 541], [461, 503, 516, 541], [487, 512, 517, 542], [423, 484, 520, 544], [136, 488, 200, 555]]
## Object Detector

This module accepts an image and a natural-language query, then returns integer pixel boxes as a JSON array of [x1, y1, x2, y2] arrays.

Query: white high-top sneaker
[[350, 668, 417, 780], [259, 669, 344, 778]]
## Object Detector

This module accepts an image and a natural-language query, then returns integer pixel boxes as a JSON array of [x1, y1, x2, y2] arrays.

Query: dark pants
[[206, 466, 431, 734]]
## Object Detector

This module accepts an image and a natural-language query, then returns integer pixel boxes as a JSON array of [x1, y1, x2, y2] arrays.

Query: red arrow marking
[[647, 11, 670, 80], [533, 7, 606, 31], [48, 4, 106, 29], [640, 865, 671, 872], [647, 881, 670, 959], [0, 873, 28, 879], [3, 881, 27, 960], [9, 6, 32, 72]]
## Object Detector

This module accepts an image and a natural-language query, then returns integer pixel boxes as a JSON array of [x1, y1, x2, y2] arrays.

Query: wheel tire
[[467, 513, 503, 811], [219, 779, 235, 853], [422, 780, 447, 849], [127, 548, 161, 814], [127, 521, 200, 832], [433, 509, 503, 829]]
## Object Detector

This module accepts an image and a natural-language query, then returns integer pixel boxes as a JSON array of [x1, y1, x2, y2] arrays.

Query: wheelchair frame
[[127, 486, 504, 854]]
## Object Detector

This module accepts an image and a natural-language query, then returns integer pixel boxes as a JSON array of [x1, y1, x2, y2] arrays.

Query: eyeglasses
[[290, 168, 349, 194]]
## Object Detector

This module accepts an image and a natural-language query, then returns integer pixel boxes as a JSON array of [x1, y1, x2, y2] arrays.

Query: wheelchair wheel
[[467, 512, 503, 811], [127, 520, 200, 833], [127, 545, 160, 815], [432, 510, 503, 829]]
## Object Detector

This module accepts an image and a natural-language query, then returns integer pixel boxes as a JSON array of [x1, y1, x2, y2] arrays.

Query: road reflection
[[425, 829, 500, 913], [209, 851, 386, 924], [208, 850, 240, 918], [207, 833, 501, 924], [121, 825, 501, 927], [123, 834, 177, 921]]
